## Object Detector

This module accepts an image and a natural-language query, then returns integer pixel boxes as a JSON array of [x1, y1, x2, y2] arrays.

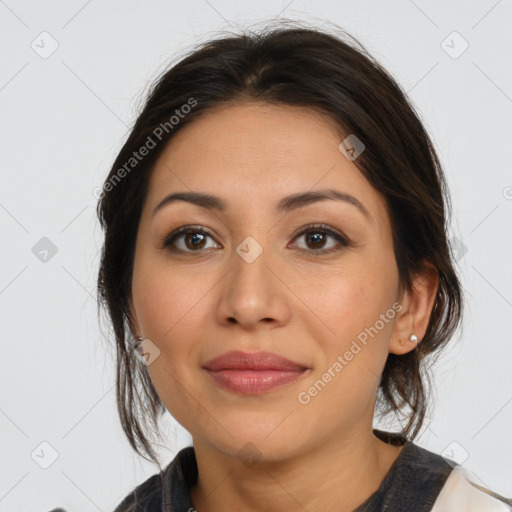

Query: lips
[[202, 351, 309, 395], [202, 350, 307, 372]]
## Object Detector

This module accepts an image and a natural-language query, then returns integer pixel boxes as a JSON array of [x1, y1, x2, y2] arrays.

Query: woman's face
[[130, 103, 417, 460]]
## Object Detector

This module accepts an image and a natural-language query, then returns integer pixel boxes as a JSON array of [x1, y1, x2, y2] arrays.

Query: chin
[[211, 436, 302, 465], [194, 418, 310, 462]]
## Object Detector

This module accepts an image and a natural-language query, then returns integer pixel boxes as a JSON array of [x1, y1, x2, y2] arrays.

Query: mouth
[[202, 350, 310, 395]]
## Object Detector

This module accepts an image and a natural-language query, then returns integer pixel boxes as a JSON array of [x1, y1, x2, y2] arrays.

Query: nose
[[214, 237, 292, 330]]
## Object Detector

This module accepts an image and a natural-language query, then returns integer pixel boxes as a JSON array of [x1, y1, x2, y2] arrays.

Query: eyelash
[[162, 223, 349, 255]]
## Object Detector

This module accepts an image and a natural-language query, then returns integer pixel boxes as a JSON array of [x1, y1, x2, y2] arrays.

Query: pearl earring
[[131, 335, 143, 348], [409, 334, 418, 343]]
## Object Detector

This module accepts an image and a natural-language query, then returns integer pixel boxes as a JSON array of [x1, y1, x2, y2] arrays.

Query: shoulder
[[112, 471, 163, 512], [432, 466, 512, 512], [111, 446, 197, 512]]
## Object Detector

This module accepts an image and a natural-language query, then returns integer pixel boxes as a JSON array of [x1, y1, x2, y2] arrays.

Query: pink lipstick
[[202, 350, 309, 395]]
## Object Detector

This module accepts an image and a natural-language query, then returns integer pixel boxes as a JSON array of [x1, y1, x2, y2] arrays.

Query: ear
[[389, 261, 439, 355]]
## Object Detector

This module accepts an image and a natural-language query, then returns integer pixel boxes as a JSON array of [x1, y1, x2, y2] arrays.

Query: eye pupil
[[186, 232, 206, 250], [308, 231, 325, 248]]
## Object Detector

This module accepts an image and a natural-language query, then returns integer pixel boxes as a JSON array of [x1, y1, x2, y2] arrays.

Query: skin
[[129, 102, 439, 512]]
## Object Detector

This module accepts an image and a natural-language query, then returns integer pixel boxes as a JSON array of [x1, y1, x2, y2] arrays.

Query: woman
[[96, 21, 511, 512]]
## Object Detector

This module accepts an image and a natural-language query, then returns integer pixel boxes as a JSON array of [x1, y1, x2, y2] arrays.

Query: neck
[[189, 428, 404, 512]]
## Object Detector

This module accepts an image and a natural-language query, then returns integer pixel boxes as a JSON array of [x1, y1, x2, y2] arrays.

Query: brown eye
[[163, 227, 219, 253], [163, 223, 348, 256], [292, 224, 349, 254], [305, 231, 328, 250], [182, 232, 208, 250]]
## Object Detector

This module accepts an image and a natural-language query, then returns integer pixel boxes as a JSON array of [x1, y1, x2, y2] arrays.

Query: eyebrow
[[152, 189, 371, 220]]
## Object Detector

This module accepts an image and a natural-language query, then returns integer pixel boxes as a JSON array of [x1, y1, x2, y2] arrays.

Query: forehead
[[145, 103, 388, 223]]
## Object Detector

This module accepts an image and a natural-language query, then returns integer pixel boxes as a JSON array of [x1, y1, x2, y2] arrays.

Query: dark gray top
[[111, 429, 458, 512]]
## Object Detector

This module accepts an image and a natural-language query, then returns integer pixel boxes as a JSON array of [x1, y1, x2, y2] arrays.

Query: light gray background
[[1, 1, 511, 510]]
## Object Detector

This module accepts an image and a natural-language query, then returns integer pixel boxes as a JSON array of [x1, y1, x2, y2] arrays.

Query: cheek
[[302, 262, 397, 365], [301, 267, 378, 333], [296, 275, 395, 416], [131, 254, 208, 340], [131, 261, 208, 422]]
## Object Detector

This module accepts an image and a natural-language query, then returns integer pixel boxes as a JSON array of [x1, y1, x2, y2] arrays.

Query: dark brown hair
[[96, 19, 463, 467]]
